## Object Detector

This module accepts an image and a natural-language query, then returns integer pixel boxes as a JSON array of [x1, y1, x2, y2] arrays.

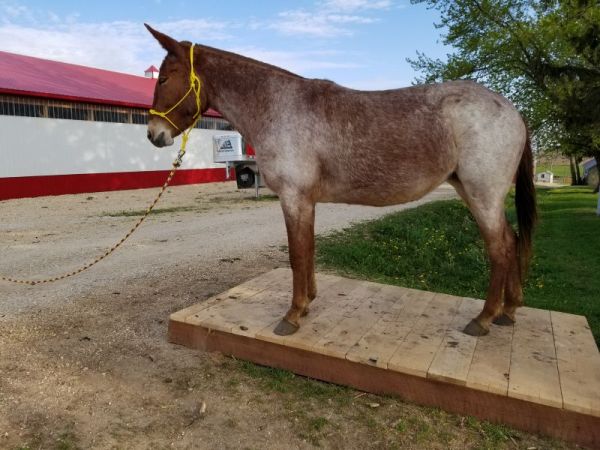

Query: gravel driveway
[[0, 181, 456, 315]]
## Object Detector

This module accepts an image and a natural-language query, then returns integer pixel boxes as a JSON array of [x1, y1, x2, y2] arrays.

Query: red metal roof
[[0, 50, 221, 117]]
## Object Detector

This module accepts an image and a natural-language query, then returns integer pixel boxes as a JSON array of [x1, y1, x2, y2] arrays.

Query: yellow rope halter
[[149, 43, 202, 166]]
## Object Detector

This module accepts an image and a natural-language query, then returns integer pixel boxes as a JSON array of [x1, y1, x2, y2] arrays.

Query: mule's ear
[[145, 23, 184, 59]]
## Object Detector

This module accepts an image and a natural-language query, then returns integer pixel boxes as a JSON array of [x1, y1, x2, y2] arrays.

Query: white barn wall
[[0, 116, 236, 178]]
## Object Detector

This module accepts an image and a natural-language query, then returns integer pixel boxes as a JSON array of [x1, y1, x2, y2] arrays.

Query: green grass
[[317, 186, 600, 345], [308, 416, 329, 432], [102, 205, 198, 217], [237, 360, 350, 402]]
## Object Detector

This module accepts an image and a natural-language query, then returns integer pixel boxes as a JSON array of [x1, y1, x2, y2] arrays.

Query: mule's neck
[[195, 45, 304, 143]]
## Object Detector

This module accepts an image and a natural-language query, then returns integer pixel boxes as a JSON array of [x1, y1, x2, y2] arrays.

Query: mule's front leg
[[274, 195, 316, 336]]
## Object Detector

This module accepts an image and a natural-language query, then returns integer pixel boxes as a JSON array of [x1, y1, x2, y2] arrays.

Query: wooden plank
[[466, 321, 514, 396], [346, 288, 436, 369], [232, 273, 343, 338], [427, 297, 481, 385], [387, 293, 462, 378], [170, 268, 289, 324], [260, 278, 381, 352], [314, 283, 403, 359], [219, 287, 291, 337], [252, 274, 353, 344], [248, 275, 340, 342], [184, 270, 293, 333], [508, 307, 562, 409], [552, 311, 600, 417]]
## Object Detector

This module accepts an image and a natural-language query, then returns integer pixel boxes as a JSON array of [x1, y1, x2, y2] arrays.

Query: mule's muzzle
[[147, 128, 173, 148]]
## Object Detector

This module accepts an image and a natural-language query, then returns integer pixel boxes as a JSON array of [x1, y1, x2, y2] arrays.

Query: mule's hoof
[[493, 313, 515, 326], [273, 319, 299, 336], [463, 319, 489, 337]]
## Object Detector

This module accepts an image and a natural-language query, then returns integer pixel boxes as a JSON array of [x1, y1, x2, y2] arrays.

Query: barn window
[[48, 105, 88, 121], [0, 100, 42, 117], [92, 108, 129, 123], [0, 94, 232, 129], [131, 111, 149, 124]]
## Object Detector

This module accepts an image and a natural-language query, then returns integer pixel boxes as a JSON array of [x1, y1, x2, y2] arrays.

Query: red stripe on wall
[[0, 168, 231, 201]]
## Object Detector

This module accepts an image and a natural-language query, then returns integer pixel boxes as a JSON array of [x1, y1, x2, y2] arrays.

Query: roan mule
[[145, 25, 537, 337]]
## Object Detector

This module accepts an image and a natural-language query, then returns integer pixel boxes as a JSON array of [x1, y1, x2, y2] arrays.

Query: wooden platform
[[169, 268, 600, 448]]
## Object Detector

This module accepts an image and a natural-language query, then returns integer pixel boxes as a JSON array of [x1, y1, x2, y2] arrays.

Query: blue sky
[[0, 0, 449, 89]]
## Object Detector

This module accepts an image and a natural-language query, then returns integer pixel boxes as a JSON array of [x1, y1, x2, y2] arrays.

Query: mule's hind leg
[[494, 225, 522, 325], [273, 193, 316, 336], [448, 178, 511, 336], [306, 205, 317, 302], [302, 205, 317, 317], [466, 214, 513, 335]]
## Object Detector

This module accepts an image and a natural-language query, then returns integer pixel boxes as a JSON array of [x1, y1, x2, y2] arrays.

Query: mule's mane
[[193, 43, 306, 81]]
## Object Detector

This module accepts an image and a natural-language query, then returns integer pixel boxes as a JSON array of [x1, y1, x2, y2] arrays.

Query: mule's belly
[[318, 170, 449, 206]]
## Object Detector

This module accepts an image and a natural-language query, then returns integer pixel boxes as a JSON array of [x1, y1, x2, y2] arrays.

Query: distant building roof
[[0, 50, 220, 117], [145, 65, 159, 73]]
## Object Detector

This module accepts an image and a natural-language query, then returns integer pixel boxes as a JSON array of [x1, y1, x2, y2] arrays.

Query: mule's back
[[300, 80, 515, 205]]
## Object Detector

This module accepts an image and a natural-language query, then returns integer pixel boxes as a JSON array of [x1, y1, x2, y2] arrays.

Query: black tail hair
[[515, 128, 537, 280]]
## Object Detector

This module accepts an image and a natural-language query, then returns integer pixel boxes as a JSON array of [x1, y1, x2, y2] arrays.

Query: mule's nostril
[[147, 130, 153, 141]]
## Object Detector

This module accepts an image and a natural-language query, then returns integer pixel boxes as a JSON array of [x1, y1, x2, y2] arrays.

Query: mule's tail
[[515, 128, 537, 280]]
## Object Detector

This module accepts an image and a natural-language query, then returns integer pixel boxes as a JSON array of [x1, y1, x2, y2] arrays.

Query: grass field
[[316, 186, 600, 345]]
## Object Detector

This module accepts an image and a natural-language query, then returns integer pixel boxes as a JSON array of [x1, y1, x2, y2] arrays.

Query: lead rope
[[1, 44, 202, 286]]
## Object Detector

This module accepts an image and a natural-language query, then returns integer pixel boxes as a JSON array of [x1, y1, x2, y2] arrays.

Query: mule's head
[[145, 24, 205, 147]]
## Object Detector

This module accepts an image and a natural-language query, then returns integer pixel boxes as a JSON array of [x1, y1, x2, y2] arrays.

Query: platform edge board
[[465, 322, 514, 397], [167, 319, 600, 449], [551, 310, 600, 418], [508, 307, 563, 409]]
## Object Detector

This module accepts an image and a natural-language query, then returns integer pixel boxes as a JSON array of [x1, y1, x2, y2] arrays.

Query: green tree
[[409, 0, 600, 189]]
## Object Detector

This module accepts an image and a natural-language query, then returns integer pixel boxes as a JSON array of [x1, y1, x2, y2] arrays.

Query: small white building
[[536, 171, 554, 183]]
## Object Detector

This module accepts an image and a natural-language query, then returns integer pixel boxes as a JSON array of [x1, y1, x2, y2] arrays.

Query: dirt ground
[[0, 182, 570, 449]]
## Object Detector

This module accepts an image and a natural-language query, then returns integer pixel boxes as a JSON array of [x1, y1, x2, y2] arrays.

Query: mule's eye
[[158, 77, 168, 85]]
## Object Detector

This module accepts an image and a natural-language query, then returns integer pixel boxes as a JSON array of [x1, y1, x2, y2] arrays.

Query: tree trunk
[[569, 156, 578, 185], [575, 157, 583, 185]]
